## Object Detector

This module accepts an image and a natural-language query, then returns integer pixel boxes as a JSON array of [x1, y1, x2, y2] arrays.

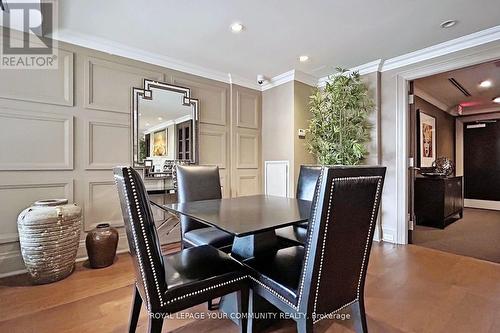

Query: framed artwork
[[152, 129, 167, 156], [417, 111, 436, 167], [144, 159, 153, 168]]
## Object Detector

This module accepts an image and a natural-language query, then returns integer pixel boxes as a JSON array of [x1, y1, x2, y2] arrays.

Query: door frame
[[394, 43, 500, 245]]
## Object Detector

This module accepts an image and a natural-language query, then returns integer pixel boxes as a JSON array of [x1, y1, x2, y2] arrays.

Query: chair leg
[[296, 318, 313, 333], [148, 317, 163, 333], [129, 286, 142, 333], [352, 299, 368, 333], [239, 287, 249, 333]]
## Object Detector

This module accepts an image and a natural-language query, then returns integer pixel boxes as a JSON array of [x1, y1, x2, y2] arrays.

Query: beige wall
[[262, 81, 318, 196], [262, 81, 295, 194], [293, 81, 316, 188], [262, 75, 381, 198], [0, 29, 261, 276]]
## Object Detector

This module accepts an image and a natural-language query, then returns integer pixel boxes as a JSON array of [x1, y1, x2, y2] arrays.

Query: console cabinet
[[415, 176, 463, 229]]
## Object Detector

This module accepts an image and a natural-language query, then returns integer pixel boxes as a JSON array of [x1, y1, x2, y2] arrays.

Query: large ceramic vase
[[85, 223, 119, 268], [17, 199, 82, 284]]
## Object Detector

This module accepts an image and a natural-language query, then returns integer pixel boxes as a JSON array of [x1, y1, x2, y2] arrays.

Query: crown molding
[[414, 87, 451, 113], [227, 73, 262, 90], [51, 29, 262, 91], [50, 25, 500, 92], [261, 70, 318, 91], [294, 70, 321, 87], [260, 70, 294, 91], [382, 25, 500, 72], [318, 59, 383, 87]]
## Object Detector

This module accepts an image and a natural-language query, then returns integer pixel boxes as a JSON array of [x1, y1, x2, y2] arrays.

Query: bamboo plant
[[306, 68, 373, 165]]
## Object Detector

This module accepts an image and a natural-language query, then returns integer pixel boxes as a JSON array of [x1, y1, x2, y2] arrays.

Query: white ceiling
[[49, 1, 500, 85], [415, 60, 500, 115]]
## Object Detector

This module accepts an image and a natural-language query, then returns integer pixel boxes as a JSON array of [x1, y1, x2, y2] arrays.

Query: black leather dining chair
[[276, 165, 322, 245], [176, 165, 234, 251], [114, 167, 249, 333], [244, 166, 385, 333]]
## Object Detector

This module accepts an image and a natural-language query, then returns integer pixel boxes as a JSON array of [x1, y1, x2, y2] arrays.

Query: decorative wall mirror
[[132, 79, 199, 168]]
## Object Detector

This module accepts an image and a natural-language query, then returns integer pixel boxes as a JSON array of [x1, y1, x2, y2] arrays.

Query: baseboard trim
[[381, 227, 397, 243], [464, 199, 500, 211], [0, 247, 131, 279]]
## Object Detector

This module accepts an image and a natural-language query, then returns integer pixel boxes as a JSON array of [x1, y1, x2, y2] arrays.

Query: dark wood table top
[[162, 194, 311, 237]]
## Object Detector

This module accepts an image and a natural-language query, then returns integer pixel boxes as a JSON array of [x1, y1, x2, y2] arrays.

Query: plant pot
[[85, 223, 119, 268], [17, 199, 82, 284]]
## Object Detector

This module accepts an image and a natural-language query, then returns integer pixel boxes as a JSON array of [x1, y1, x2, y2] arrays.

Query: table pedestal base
[[220, 230, 283, 332], [231, 230, 278, 260], [219, 289, 282, 332]]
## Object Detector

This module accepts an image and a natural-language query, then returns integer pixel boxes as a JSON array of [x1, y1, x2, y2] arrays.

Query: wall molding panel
[[0, 48, 74, 106], [0, 36, 262, 276], [0, 181, 74, 244], [84, 180, 124, 231], [199, 124, 227, 168], [235, 171, 260, 197], [172, 76, 228, 126], [236, 131, 259, 169], [231, 85, 262, 197], [236, 90, 259, 129], [84, 56, 163, 113], [85, 120, 130, 169], [0, 109, 74, 170]]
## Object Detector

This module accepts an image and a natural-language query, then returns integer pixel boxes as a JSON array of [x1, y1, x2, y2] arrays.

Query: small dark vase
[[85, 223, 119, 268]]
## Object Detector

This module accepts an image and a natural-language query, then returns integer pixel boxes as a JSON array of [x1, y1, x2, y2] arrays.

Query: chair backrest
[[176, 165, 222, 232], [296, 165, 322, 201], [296, 166, 385, 321], [113, 166, 166, 313]]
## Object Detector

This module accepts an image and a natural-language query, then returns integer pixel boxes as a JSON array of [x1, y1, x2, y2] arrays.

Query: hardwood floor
[[1, 243, 499, 333]]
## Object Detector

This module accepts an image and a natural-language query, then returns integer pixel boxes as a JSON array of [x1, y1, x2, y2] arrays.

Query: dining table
[[162, 194, 311, 259], [161, 194, 312, 330]]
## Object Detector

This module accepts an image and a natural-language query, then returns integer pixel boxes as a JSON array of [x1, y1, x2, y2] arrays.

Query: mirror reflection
[[133, 80, 198, 170]]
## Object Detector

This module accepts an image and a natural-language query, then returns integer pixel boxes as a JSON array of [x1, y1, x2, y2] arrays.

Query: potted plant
[[307, 68, 373, 165]]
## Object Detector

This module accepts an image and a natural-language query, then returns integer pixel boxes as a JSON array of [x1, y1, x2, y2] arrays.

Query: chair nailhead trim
[[118, 168, 250, 312], [356, 177, 382, 299], [313, 299, 358, 324], [248, 276, 298, 309], [248, 174, 383, 319], [166, 275, 247, 305], [312, 177, 335, 314], [295, 168, 325, 309], [117, 168, 166, 310], [312, 176, 382, 317]]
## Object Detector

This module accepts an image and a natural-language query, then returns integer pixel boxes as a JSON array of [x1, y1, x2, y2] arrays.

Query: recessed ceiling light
[[230, 22, 244, 33], [158, 117, 163, 121], [138, 113, 142, 116], [493, 97, 500, 104], [299, 55, 309, 62], [145, 122, 150, 126], [440, 20, 457, 28], [479, 80, 493, 88]]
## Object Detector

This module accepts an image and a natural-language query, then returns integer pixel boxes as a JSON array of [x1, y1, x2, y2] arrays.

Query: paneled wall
[[0, 31, 262, 276], [231, 85, 262, 197]]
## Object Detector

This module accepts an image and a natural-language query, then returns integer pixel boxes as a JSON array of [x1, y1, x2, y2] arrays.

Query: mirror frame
[[132, 79, 199, 168]]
